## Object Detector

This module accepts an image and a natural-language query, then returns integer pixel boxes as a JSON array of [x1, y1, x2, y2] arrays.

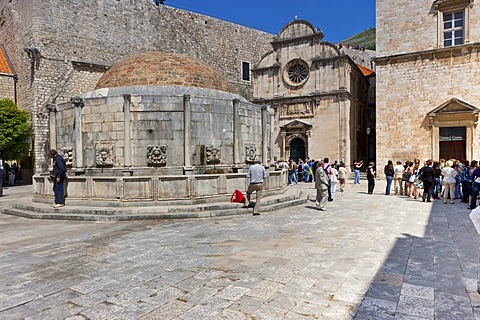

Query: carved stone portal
[[96, 146, 114, 167], [147, 145, 167, 167], [61, 146, 74, 167], [245, 146, 260, 163], [205, 145, 221, 164]]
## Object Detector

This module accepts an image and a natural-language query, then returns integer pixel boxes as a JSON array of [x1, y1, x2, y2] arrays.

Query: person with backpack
[[323, 158, 334, 201]]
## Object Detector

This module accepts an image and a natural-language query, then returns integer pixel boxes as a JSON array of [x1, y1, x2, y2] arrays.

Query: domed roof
[[95, 52, 232, 92]]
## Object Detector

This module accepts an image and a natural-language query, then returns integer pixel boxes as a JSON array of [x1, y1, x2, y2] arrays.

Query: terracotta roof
[[0, 45, 14, 75], [356, 64, 375, 77], [96, 51, 232, 93]]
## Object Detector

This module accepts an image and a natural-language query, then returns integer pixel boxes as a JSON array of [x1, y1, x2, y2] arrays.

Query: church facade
[[376, 0, 480, 167], [252, 20, 372, 165]]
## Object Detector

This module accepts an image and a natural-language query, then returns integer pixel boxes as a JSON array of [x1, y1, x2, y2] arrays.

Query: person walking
[[366, 162, 376, 194], [48, 149, 67, 208], [244, 160, 267, 216], [441, 160, 456, 204], [393, 160, 404, 195], [384, 160, 394, 195], [324, 158, 334, 201], [315, 160, 329, 211], [337, 162, 347, 192]]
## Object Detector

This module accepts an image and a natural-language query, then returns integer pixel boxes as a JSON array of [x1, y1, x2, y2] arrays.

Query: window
[[435, 0, 472, 48], [282, 59, 309, 88], [242, 62, 250, 81], [443, 11, 464, 47]]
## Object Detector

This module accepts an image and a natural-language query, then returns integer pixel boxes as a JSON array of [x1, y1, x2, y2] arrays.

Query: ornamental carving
[[205, 145, 221, 165], [245, 146, 260, 163], [279, 101, 314, 119], [61, 146, 74, 167], [147, 145, 167, 167], [96, 146, 114, 167]]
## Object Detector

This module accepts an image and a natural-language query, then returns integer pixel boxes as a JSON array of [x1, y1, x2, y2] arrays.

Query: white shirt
[[247, 164, 267, 183], [394, 164, 404, 177], [442, 167, 456, 184]]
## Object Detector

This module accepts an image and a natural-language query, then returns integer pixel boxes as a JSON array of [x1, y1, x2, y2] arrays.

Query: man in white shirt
[[393, 160, 404, 195], [245, 161, 267, 215]]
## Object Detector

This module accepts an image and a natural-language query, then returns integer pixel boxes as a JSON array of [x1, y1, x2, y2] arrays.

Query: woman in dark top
[[420, 159, 435, 202], [384, 160, 394, 195], [367, 162, 376, 194]]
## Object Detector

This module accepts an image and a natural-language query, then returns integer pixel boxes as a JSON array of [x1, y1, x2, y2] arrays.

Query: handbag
[[230, 190, 246, 203], [402, 172, 411, 182], [48, 170, 56, 182]]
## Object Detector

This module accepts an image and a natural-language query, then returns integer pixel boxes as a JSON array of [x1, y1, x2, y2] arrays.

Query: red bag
[[230, 189, 246, 203]]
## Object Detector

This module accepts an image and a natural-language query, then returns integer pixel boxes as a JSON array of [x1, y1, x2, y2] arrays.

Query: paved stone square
[[1, 180, 480, 319]]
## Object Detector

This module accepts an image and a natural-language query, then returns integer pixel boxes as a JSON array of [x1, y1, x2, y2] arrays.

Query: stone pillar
[[183, 94, 191, 167], [47, 104, 57, 151], [233, 99, 240, 165], [72, 97, 84, 168], [281, 132, 286, 159], [261, 105, 269, 165], [123, 94, 132, 167]]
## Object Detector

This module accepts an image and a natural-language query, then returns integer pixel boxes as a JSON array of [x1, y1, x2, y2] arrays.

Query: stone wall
[[54, 86, 269, 170], [0, 0, 273, 173], [376, 0, 480, 171], [376, 48, 480, 168], [377, 0, 480, 56], [0, 75, 14, 101]]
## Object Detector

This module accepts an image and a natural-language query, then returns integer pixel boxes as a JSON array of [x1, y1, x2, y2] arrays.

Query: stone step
[[2, 190, 308, 221]]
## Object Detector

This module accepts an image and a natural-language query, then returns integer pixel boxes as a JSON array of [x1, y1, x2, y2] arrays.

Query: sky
[[165, 0, 375, 44]]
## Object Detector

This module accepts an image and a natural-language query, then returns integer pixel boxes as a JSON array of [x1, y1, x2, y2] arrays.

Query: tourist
[[366, 161, 376, 194], [324, 158, 334, 201], [303, 159, 311, 183], [441, 160, 456, 204], [337, 162, 347, 192], [48, 149, 67, 208], [412, 159, 422, 199], [298, 159, 304, 182], [314, 160, 329, 211], [393, 160, 404, 195], [244, 160, 267, 216], [470, 162, 480, 210], [454, 160, 462, 200], [405, 161, 415, 197], [288, 159, 298, 185], [460, 160, 471, 203], [330, 164, 339, 193], [353, 160, 363, 185], [384, 160, 394, 195], [420, 159, 435, 202], [433, 161, 442, 199]]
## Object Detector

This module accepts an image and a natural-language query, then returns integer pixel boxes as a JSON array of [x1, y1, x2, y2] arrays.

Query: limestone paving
[[0, 180, 479, 319]]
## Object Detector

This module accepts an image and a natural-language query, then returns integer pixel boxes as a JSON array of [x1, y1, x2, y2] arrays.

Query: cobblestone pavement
[[1, 180, 480, 319]]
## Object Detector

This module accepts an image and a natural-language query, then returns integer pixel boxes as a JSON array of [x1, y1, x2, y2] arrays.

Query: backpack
[[461, 166, 471, 182]]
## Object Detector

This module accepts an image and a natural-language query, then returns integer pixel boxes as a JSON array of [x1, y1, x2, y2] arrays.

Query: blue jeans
[[455, 176, 462, 199], [470, 182, 480, 209], [385, 175, 393, 195], [354, 169, 360, 184], [433, 177, 441, 198]]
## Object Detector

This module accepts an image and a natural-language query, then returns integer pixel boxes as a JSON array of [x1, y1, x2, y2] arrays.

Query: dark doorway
[[290, 138, 306, 162], [439, 127, 466, 160]]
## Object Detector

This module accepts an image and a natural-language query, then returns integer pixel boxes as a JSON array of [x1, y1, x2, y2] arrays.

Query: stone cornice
[[271, 33, 324, 50], [375, 42, 480, 65], [252, 89, 351, 105]]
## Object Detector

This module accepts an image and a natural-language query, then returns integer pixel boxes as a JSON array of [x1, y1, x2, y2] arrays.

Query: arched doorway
[[290, 138, 306, 162]]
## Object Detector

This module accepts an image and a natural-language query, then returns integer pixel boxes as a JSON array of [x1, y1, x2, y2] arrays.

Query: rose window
[[283, 59, 309, 88]]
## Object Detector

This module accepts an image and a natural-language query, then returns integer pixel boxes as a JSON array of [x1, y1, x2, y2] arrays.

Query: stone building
[[0, 0, 272, 174], [376, 0, 480, 167], [252, 20, 372, 165]]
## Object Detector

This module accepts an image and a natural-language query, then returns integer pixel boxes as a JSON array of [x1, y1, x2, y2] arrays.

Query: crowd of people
[[381, 158, 480, 208]]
